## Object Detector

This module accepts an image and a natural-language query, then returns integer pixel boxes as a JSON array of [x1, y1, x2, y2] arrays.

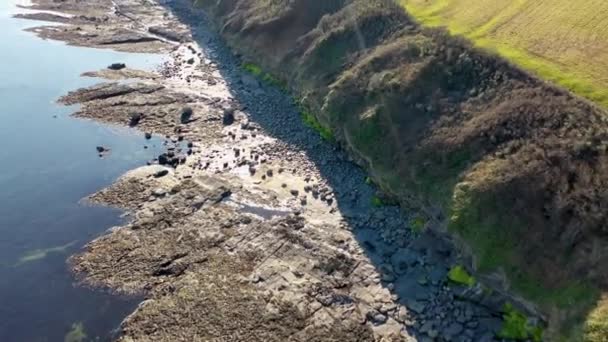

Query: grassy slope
[[401, 0, 608, 109], [198, 0, 608, 340]]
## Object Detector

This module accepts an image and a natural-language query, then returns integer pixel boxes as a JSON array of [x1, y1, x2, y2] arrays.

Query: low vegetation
[[300, 109, 334, 142], [498, 303, 543, 341], [447, 265, 475, 287], [200, 0, 608, 339], [242, 62, 286, 89]]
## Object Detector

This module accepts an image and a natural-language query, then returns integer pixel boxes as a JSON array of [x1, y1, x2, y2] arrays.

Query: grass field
[[400, 0, 608, 108]]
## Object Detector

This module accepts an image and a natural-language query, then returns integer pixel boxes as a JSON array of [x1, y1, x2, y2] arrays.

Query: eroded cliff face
[[198, 0, 608, 338]]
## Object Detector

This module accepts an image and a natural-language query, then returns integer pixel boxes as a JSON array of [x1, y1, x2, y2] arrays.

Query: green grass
[[300, 109, 334, 142], [400, 0, 608, 109], [498, 303, 543, 341], [447, 265, 475, 287], [449, 183, 601, 338], [242, 62, 287, 89]]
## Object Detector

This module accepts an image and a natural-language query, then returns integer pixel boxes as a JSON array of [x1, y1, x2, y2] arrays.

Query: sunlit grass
[[400, 0, 608, 109]]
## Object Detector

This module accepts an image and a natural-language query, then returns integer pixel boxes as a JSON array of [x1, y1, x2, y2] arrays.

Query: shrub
[[498, 303, 543, 341]]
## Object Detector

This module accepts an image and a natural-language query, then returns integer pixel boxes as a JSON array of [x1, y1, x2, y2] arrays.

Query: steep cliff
[[197, 0, 608, 339]]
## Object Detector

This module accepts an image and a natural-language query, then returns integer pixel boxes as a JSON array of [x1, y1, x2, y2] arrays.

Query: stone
[[420, 322, 433, 334], [366, 311, 387, 326], [108, 63, 126, 70], [407, 300, 426, 314], [180, 107, 193, 123], [427, 330, 439, 339], [187, 58, 195, 64], [158, 153, 169, 165], [395, 306, 408, 323], [222, 107, 235, 125], [96, 146, 107, 153], [129, 112, 142, 127], [154, 169, 169, 178], [152, 188, 167, 197], [145, 132, 152, 140], [445, 322, 464, 337]]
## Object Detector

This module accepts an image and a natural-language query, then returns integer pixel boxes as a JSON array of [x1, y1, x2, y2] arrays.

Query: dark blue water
[[0, 2, 166, 341]]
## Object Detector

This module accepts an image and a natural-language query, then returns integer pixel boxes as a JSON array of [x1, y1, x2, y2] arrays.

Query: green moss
[[371, 196, 385, 207], [447, 265, 475, 287], [498, 303, 543, 341], [16, 241, 77, 266], [410, 216, 426, 233], [300, 109, 334, 142], [242, 62, 287, 89], [64, 322, 87, 342]]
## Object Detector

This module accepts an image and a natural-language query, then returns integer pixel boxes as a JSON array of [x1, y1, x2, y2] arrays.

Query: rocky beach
[[13, 0, 532, 340]]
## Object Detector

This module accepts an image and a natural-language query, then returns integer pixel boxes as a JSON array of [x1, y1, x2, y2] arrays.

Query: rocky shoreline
[[19, 0, 526, 341]]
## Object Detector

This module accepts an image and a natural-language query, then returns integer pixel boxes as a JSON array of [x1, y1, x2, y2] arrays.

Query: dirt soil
[[14, 0, 529, 341]]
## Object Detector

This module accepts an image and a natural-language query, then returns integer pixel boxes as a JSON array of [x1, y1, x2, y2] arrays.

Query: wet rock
[[444, 322, 464, 338], [222, 107, 235, 125], [406, 300, 426, 314], [96, 146, 108, 153], [108, 63, 126, 70], [158, 153, 169, 165], [180, 106, 193, 123], [290, 189, 299, 197], [145, 132, 152, 140], [366, 311, 387, 326], [153, 169, 169, 178], [187, 58, 195, 64], [129, 112, 142, 127]]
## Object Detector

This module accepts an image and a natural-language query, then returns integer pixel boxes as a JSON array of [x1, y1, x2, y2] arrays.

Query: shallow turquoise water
[[0, 2, 166, 341]]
